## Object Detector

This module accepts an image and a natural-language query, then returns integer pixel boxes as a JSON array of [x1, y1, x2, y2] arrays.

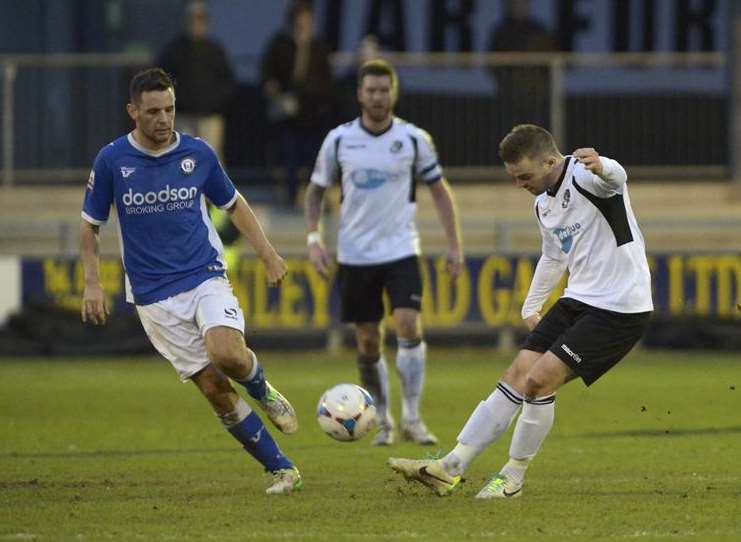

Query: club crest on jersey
[[389, 140, 403, 153], [180, 157, 196, 175], [562, 188, 571, 208], [120, 167, 136, 178]]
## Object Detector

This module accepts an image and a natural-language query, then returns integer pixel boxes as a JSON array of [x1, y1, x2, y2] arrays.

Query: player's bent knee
[[205, 329, 245, 372], [393, 314, 420, 338], [355, 330, 381, 355], [523, 374, 547, 399], [208, 347, 247, 376], [501, 365, 527, 391], [213, 356, 247, 377], [357, 340, 380, 356], [395, 325, 418, 340]]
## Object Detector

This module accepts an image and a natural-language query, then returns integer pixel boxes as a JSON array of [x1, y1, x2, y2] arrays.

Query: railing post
[[731, 9, 741, 195], [549, 56, 565, 146], [2, 62, 17, 187]]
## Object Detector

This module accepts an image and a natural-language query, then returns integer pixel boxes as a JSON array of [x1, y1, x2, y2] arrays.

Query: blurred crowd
[[156, 0, 554, 209]]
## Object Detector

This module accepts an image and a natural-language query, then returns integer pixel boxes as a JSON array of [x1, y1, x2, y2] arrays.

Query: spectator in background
[[337, 34, 382, 123], [158, 0, 235, 161], [261, 0, 334, 210], [488, 0, 557, 131]]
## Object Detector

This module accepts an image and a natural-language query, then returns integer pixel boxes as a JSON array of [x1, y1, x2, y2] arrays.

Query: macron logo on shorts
[[561, 343, 582, 364]]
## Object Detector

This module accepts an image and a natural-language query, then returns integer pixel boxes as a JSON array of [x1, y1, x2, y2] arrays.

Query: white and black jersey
[[523, 156, 654, 315], [310, 117, 443, 265]]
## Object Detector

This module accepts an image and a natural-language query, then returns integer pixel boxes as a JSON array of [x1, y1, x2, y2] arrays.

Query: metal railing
[[0, 52, 152, 187], [0, 51, 729, 187], [336, 50, 726, 150]]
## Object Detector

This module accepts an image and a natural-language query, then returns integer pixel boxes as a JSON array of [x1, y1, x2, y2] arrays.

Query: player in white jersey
[[80, 68, 302, 495], [305, 59, 464, 446], [389, 124, 653, 497]]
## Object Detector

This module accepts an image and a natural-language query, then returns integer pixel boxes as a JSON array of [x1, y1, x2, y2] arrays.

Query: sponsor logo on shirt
[[345, 144, 367, 149], [86, 170, 95, 191], [553, 222, 581, 254], [224, 307, 238, 320], [121, 185, 198, 215], [350, 168, 389, 189]]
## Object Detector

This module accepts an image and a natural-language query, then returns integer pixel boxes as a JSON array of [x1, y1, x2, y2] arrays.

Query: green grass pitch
[[1, 349, 740, 541]]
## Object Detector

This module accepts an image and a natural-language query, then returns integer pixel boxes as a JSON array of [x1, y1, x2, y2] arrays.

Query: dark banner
[[21, 254, 741, 330]]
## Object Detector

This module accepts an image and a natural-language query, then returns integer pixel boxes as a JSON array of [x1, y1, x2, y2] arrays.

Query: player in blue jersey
[[79, 68, 302, 495]]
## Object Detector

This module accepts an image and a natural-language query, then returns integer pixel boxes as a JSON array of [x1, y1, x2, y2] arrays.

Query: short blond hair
[[357, 59, 398, 91], [499, 124, 560, 163]]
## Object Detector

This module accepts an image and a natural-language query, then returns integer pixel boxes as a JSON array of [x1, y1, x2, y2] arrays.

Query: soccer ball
[[317, 383, 377, 442]]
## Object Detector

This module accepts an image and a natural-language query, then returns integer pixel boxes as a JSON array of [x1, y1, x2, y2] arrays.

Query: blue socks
[[219, 398, 292, 472]]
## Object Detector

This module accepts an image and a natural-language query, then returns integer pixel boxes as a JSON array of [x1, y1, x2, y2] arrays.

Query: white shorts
[[136, 277, 245, 381]]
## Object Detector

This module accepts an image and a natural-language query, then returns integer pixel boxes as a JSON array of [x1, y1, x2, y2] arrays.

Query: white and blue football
[[317, 383, 377, 442]]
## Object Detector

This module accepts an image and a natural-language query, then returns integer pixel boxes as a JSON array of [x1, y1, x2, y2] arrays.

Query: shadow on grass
[[1, 446, 235, 459], [571, 425, 741, 438]]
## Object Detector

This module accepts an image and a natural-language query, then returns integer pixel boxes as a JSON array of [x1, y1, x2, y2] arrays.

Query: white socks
[[215, 397, 252, 428], [442, 385, 556, 480], [395, 339, 426, 423], [443, 382, 523, 476], [497, 395, 555, 484], [509, 394, 556, 461]]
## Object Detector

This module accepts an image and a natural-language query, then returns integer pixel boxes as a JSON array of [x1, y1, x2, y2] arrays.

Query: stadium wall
[[2, 253, 740, 355], [15, 253, 741, 326]]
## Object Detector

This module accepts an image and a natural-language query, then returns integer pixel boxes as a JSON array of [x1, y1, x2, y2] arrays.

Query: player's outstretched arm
[[428, 179, 464, 281], [79, 220, 109, 325], [304, 182, 331, 279], [573, 147, 627, 192], [227, 194, 287, 286]]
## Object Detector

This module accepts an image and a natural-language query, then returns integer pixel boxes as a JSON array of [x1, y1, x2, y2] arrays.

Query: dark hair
[[129, 68, 174, 104], [357, 59, 398, 91], [287, 0, 312, 26], [498, 124, 560, 163]]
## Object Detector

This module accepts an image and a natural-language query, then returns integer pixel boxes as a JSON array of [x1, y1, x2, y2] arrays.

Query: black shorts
[[337, 255, 422, 323], [522, 297, 651, 386]]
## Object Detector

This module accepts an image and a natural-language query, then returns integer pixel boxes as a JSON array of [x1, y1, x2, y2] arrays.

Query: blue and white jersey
[[310, 117, 443, 265], [81, 132, 238, 305]]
